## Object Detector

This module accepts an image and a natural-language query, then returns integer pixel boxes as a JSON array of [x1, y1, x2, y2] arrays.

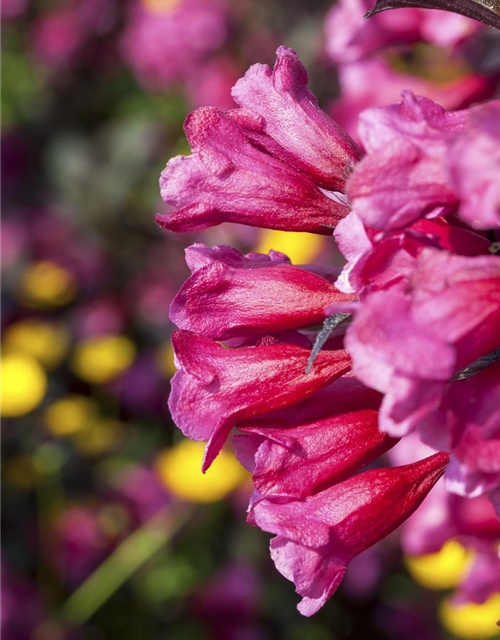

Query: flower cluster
[[159, 44, 500, 615]]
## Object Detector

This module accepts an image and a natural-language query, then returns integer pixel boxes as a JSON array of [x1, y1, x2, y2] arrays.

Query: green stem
[[61, 505, 191, 625]]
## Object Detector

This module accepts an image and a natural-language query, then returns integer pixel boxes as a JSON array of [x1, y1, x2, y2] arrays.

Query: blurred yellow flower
[[156, 342, 177, 378], [71, 335, 136, 384], [45, 395, 98, 436], [255, 229, 326, 265], [3, 319, 69, 368], [439, 593, 500, 639], [1, 353, 47, 417], [156, 439, 247, 503], [405, 540, 474, 590], [19, 261, 76, 307], [141, 0, 182, 13]]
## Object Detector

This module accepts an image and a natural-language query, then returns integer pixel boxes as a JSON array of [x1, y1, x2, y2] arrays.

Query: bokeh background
[[2, 1, 500, 639]]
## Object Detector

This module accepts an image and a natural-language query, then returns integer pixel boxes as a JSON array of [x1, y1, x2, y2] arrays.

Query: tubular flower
[[161, 46, 500, 615], [157, 46, 361, 234], [347, 92, 500, 230], [169, 330, 351, 471], [346, 250, 500, 436], [170, 244, 355, 340], [253, 453, 449, 616], [234, 375, 392, 499]]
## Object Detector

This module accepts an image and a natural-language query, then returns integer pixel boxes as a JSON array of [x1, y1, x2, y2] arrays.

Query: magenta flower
[[157, 107, 348, 234], [158, 47, 360, 234], [447, 103, 500, 229], [234, 375, 394, 499], [253, 453, 448, 616], [170, 244, 354, 340], [30, 0, 115, 71], [230, 46, 362, 191], [391, 434, 500, 606], [169, 330, 351, 471], [186, 56, 241, 110], [1, 0, 27, 20], [422, 361, 500, 498], [334, 214, 490, 296], [161, 46, 499, 614], [347, 92, 500, 231], [346, 250, 500, 437]]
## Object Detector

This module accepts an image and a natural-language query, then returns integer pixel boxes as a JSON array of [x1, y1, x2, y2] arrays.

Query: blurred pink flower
[[120, 0, 228, 91], [1, 0, 28, 20], [447, 103, 500, 229], [186, 56, 240, 110], [30, 0, 116, 71], [324, 0, 478, 64], [1, 560, 44, 640]]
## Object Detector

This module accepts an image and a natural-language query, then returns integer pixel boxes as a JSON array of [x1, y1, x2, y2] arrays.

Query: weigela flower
[[252, 452, 449, 616], [170, 244, 355, 340], [234, 375, 392, 499], [447, 104, 500, 229], [347, 92, 500, 230], [169, 330, 351, 471], [346, 250, 500, 435], [157, 47, 361, 234], [161, 46, 500, 614]]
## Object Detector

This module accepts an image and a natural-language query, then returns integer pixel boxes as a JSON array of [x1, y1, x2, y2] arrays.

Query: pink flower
[[169, 330, 351, 471], [252, 452, 448, 616], [346, 249, 500, 437], [30, 0, 115, 71], [418, 361, 500, 498], [161, 45, 500, 616], [186, 56, 241, 110], [391, 435, 500, 605], [457, 548, 500, 605], [347, 92, 469, 230], [158, 47, 360, 234], [234, 375, 394, 499], [447, 102, 500, 229], [170, 244, 355, 340], [390, 435, 500, 550], [1, 562, 44, 640], [347, 92, 500, 231], [1, 0, 28, 20], [231, 46, 362, 191], [334, 213, 490, 295], [157, 107, 348, 234]]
